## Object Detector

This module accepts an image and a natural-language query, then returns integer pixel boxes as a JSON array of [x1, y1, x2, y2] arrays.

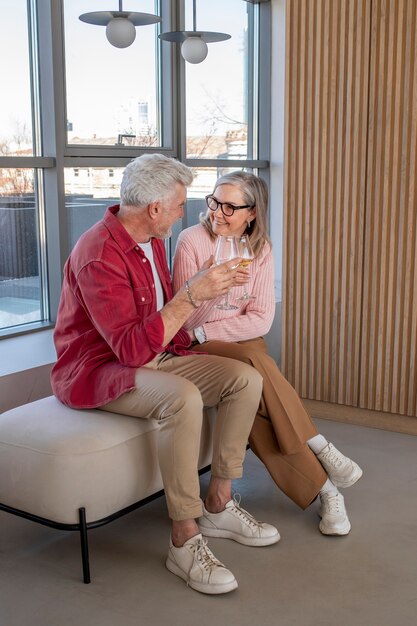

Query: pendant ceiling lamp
[[159, 0, 231, 64], [79, 1, 161, 49]]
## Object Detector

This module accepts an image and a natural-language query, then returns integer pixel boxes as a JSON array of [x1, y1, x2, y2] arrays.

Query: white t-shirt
[[139, 241, 164, 311]]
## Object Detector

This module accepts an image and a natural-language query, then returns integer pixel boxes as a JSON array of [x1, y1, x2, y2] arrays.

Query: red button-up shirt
[[51, 205, 191, 408]]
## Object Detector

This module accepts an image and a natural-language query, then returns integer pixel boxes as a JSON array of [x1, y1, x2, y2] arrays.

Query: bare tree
[[186, 86, 248, 159], [11, 120, 31, 153], [0, 168, 33, 197], [195, 86, 246, 128], [0, 121, 34, 197], [0, 140, 10, 156]]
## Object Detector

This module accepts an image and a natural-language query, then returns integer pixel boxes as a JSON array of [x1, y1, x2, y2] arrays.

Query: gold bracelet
[[184, 280, 200, 309]]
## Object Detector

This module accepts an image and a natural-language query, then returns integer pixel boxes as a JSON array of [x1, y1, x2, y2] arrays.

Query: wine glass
[[214, 235, 239, 310], [237, 234, 255, 301]]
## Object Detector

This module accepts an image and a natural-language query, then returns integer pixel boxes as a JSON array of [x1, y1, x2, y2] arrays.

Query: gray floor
[[1, 418, 417, 626]]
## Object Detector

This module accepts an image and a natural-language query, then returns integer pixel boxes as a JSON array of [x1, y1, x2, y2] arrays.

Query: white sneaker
[[319, 492, 351, 535], [166, 533, 238, 595], [317, 443, 363, 488], [198, 495, 280, 547]]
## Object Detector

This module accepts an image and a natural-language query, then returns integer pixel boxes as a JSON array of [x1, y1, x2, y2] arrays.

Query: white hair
[[120, 154, 193, 207]]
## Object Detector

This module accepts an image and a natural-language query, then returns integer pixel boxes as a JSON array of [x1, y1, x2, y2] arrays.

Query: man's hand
[[186, 257, 242, 305], [160, 256, 241, 346]]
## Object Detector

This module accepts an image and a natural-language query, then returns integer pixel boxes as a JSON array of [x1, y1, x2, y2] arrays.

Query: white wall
[[0, 330, 55, 412]]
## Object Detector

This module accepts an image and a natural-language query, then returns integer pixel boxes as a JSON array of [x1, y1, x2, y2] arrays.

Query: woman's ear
[[248, 208, 256, 224]]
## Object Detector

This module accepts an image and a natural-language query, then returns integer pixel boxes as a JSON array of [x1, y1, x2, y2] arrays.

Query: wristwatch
[[194, 326, 207, 344]]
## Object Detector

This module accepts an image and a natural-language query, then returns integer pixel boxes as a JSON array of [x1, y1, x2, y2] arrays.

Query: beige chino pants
[[101, 353, 263, 521]]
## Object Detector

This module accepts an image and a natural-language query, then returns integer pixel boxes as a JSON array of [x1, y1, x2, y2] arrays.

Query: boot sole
[[166, 558, 238, 594]]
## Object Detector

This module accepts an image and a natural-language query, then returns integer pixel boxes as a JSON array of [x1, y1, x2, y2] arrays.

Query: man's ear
[[148, 201, 160, 220]]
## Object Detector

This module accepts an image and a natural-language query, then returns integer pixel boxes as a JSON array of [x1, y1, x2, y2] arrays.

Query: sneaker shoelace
[[322, 445, 344, 468], [321, 492, 343, 514], [187, 537, 224, 584], [229, 493, 265, 532]]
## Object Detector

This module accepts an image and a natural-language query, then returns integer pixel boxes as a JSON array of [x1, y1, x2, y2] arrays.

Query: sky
[[0, 1, 32, 149], [65, 0, 249, 139], [0, 0, 249, 145]]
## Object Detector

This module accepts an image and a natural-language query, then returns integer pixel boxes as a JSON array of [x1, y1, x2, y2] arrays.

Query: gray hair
[[120, 154, 193, 207], [200, 171, 271, 257]]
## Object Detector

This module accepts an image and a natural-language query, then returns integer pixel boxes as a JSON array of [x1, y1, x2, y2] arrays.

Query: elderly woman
[[173, 171, 362, 536]]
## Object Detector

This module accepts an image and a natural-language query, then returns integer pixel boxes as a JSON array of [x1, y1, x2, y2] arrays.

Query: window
[[0, 1, 33, 157], [63, 0, 161, 149], [0, 169, 44, 329], [0, 0, 271, 336], [64, 167, 122, 250], [180, 0, 270, 257], [0, 2, 49, 334], [185, 0, 255, 160]]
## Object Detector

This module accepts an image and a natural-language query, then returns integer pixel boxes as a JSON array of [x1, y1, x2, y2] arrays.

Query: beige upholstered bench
[[0, 396, 215, 583]]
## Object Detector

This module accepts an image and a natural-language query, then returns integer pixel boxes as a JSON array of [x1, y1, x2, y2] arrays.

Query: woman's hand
[[235, 265, 250, 285]]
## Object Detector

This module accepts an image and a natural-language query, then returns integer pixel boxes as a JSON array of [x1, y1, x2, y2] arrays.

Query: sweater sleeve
[[173, 225, 276, 343]]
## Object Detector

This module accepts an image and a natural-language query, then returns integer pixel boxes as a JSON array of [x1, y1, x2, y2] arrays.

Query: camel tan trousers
[[192, 338, 327, 509], [101, 353, 263, 521]]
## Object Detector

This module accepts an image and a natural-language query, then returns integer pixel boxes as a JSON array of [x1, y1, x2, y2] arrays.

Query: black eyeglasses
[[205, 195, 254, 217]]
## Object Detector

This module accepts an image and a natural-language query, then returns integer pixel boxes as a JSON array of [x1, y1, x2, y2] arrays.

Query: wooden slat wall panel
[[283, 0, 417, 418], [282, 0, 372, 406], [360, 0, 417, 415]]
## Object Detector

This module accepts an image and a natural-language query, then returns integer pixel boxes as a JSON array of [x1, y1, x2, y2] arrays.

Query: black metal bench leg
[[78, 507, 91, 584]]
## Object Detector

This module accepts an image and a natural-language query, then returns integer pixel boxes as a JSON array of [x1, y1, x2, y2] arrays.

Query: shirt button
[[142, 258, 146, 263], [135, 245, 139, 250], [152, 283, 154, 288], [141, 297, 145, 302]]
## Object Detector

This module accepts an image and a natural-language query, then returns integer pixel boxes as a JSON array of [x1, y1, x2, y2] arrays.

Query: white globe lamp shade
[[106, 17, 136, 48], [181, 37, 208, 64]]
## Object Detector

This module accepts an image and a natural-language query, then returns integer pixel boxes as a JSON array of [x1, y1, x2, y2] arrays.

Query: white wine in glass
[[214, 235, 239, 310], [237, 234, 255, 301]]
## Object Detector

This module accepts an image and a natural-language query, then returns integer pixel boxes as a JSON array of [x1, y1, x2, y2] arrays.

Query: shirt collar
[[103, 204, 140, 254]]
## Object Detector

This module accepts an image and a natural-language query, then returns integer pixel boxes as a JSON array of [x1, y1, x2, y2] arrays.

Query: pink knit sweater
[[172, 223, 275, 342]]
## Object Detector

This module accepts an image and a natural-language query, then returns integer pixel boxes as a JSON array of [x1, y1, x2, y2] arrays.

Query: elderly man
[[51, 154, 279, 595]]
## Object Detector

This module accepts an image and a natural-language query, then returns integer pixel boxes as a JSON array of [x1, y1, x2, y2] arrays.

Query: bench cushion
[[0, 396, 214, 524]]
